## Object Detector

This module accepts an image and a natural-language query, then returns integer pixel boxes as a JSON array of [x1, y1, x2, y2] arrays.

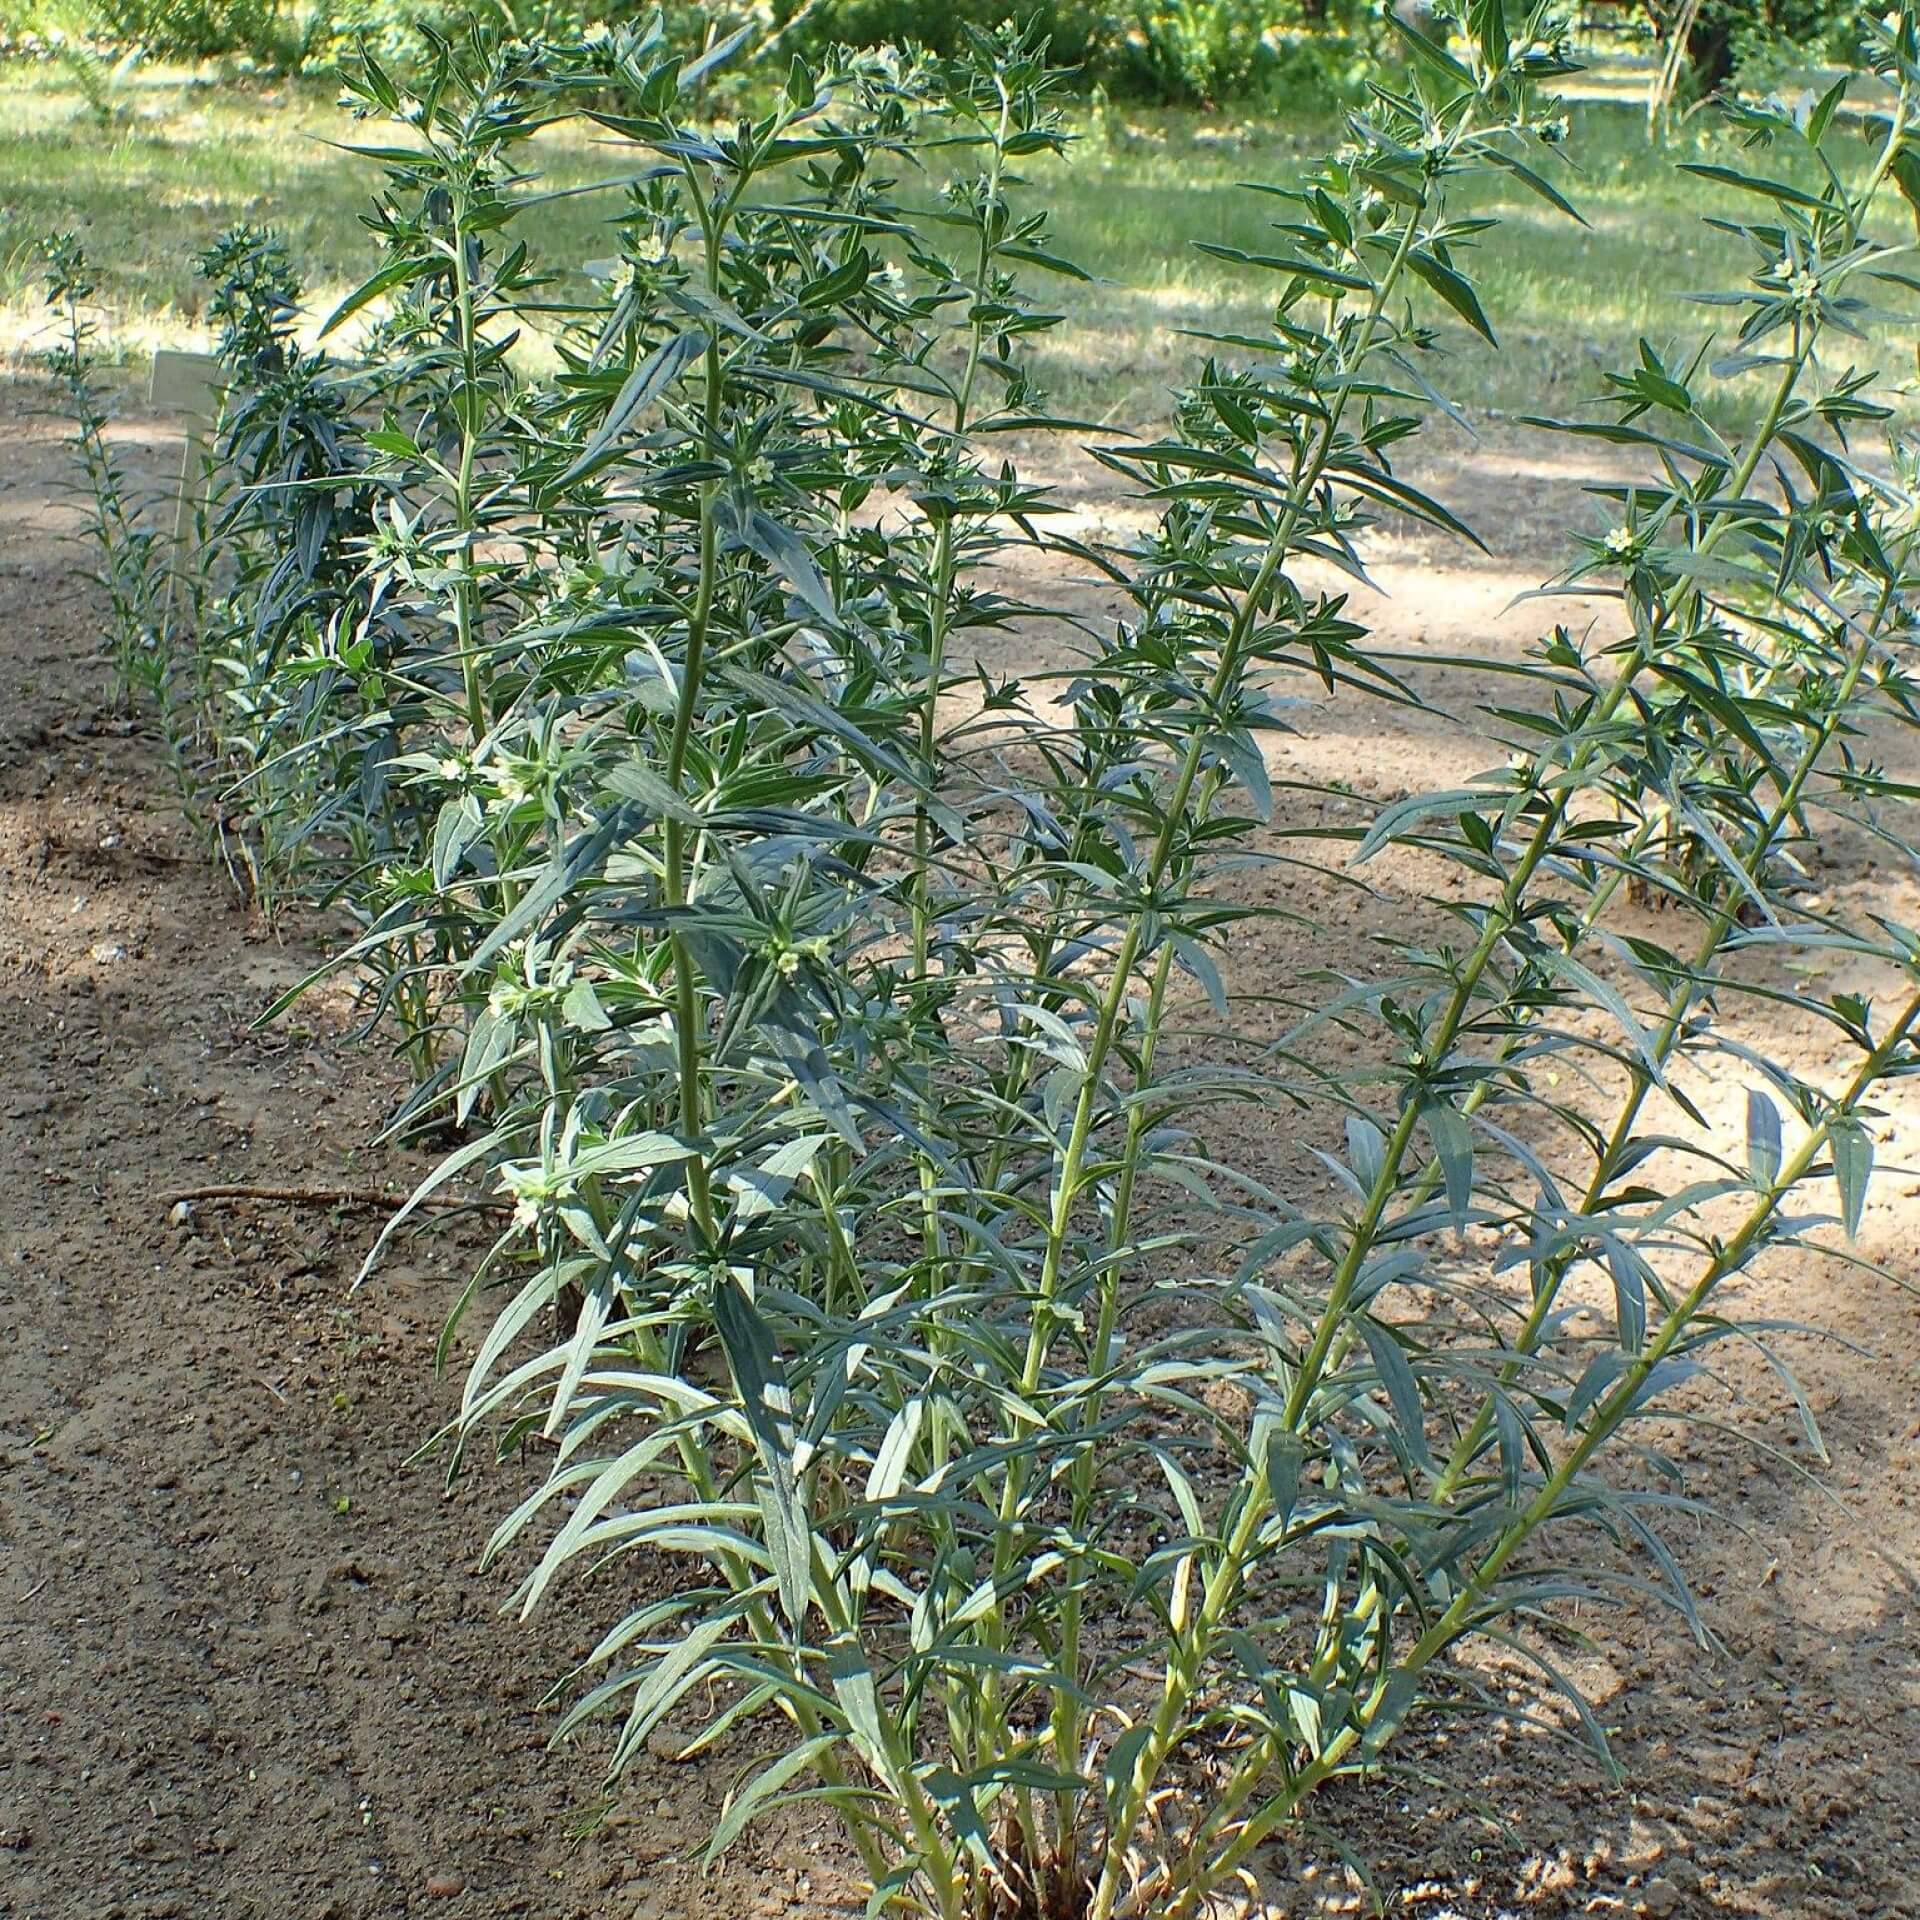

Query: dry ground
[[3, 374, 1919, 1920]]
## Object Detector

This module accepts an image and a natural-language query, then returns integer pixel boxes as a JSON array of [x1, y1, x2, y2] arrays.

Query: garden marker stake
[[147, 347, 222, 640]]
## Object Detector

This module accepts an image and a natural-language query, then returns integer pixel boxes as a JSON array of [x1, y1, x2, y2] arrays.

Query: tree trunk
[[1686, 13, 1736, 95]]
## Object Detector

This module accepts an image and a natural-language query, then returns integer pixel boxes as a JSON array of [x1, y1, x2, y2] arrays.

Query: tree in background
[[1658, 0, 1867, 94], [769, 0, 1110, 67], [774, 1, 1390, 106], [11, 0, 1867, 101]]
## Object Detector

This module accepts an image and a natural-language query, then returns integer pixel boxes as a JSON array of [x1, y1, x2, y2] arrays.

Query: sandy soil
[[3, 372, 1918, 1920]]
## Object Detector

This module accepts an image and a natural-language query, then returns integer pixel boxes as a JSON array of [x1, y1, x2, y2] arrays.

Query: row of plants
[[49, 4, 1920, 1914]]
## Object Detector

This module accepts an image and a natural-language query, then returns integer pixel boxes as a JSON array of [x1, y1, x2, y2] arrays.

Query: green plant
[[452, 11, 1920, 1915], [54, 37, 134, 121], [60, 5, 1920, 1919], [1115, 0, 1274, 104], [312, 0, 769, 74], [190, 222, 377, 901], [42, 233, 204, 803], [90, 0, 296, 61], [772, 0, 1113, 70]]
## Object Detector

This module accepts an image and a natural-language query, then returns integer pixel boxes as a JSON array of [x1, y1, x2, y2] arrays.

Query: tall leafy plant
[[461, 9, 1920, 1917], [451, 10, 1592, 1919], [187, 223, 376, 901], [41, 234, 212, 817]]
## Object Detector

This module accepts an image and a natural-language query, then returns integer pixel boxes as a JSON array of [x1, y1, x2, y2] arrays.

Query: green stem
[[662, 173, 729, 1244], [447, 207, 488, 752], [1176, 991, 1920, 1914], [909, 89, 1008, 1285], [1048, 883, 1184, 1833], [1025, 199, 1432, 1413], [1087, 213, 1821, 1920], [1047, 182, 1465, 1920]]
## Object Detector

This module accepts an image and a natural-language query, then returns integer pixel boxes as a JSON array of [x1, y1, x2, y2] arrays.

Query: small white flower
[[1604, 527, 1636, 559]]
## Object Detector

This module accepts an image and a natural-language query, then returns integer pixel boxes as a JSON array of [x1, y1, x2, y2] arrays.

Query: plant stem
[[1088, 224, 1820, 1920], [662, 169, 729, 1244], [1175, 991, 1920, 1913], [908, 83, 1008, 1288]]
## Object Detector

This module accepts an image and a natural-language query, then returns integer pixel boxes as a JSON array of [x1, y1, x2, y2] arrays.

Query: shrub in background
[[0, 0, 767, 70], [773, 0, 1111, 69], [1111, 0, 1288, 103], [1666, 1, 1872, 94], [307, 0, 768, 70], [89, 0, 286, 55], [0, 0, 1388, 100], [7, 0, 316, 62], [775, 0, 1382, 106]]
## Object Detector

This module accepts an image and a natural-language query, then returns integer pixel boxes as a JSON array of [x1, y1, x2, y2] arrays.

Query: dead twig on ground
[[164, 1182, 510, 1215]]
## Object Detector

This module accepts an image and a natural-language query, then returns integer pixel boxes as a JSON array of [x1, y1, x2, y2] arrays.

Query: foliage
[[0, 0, 1388, 100], [775, 0, 1380, 105], [0, 0, 754, 71], [1636, 0, 1875, 94], [1, 0, 315, 63], [1110, 0, 1290, 105], [1715, 2, 1875, 90], [53, 4, 1920, 1917], [193, 221, 377, 901], [41, 230, 238, 837], [310, 1, 760, 74], [43, 235, 175, 714], [90, 0, 288, 57], [772, 0, 1112, 71]]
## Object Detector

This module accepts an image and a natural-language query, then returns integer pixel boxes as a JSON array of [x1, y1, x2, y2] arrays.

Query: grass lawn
[[0, 47, 1905, 427]]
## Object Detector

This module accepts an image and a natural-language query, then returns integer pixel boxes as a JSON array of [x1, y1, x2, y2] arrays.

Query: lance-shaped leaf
[[552, 329, 702, 487], [714, 1277, 814, 1630]]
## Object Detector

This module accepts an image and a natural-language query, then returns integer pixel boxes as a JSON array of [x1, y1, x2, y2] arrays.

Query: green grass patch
[[1, 53, 1906, 425]]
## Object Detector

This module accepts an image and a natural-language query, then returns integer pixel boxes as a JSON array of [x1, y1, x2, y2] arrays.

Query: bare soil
[[3, 374, 1918, 1920]]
